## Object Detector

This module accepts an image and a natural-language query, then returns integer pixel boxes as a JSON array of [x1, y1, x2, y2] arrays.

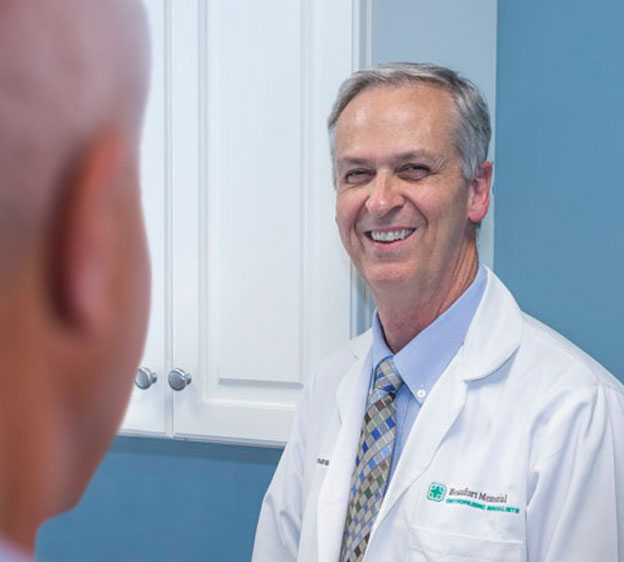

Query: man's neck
[[375, 249, 479, 353], [0, 394, 75, 558], [0, 401, 49, 555], [0, 311, 63, 556]]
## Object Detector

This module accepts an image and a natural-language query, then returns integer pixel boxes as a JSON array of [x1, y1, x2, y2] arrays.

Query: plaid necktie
[[340, 358, 403, 562]]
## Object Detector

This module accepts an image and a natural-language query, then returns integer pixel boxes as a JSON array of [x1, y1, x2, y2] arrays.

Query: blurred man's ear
[[51, 131, 127, 333], [467, 161, 493, 224]]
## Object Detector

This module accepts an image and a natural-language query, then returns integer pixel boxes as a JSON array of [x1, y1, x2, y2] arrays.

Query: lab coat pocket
[[408, 525, 523, 562]]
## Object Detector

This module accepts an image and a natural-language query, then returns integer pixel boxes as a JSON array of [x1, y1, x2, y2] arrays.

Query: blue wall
[[36, 438, 281, 561], [495, 0, 624, 381], [36, 2, 624, 560]]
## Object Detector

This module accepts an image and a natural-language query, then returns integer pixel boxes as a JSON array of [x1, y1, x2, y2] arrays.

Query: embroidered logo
[[426, 482, 447, 502], [427, 482, 521, 514]]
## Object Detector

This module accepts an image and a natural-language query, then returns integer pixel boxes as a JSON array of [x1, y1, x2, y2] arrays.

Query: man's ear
[[51, 131, 126, 331], [467, 161, 493, 224]]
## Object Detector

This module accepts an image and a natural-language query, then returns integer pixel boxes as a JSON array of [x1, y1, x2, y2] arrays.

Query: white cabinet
[[121, 0, 499, 446], [121, 0, 357, 445]]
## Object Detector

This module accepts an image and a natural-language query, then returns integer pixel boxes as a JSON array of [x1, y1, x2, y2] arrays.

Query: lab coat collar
[[347, 329, 373, 361], [341, 266, 522, 383], [335, 330, 373, 426], [460, 266, 523, 382]]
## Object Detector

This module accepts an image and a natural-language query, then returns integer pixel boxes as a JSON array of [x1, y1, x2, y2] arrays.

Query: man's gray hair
[[327, 62, 491, 182]]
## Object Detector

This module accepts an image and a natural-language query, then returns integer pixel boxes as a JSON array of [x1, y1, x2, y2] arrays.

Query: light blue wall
[[495, 0, 624, 381], [36, 1, 624, 560]]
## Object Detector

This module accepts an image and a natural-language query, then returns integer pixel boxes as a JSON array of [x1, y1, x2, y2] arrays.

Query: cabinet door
[[120, 0, 169, 436], [170, 0, 354, 446]]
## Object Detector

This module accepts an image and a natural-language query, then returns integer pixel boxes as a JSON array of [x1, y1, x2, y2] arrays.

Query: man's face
[[334, 84, 477, 296]]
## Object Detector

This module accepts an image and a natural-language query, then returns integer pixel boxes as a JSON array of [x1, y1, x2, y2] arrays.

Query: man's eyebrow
[[337, 156, 373, 168], [391, 150, 439, 163], [337, 150, 441, 168]]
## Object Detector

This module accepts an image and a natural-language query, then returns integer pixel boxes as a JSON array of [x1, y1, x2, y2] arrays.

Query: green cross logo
[[427, 482, 447, 502]]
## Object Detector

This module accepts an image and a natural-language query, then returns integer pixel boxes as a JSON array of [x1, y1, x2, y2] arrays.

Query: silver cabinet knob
[[135, 367, 157, 390], [168, 368, 192, 391]]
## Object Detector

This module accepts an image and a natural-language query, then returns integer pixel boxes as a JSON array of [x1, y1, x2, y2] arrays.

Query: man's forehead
[[334, 83, 457, 161], [337, 82, 455, 128]]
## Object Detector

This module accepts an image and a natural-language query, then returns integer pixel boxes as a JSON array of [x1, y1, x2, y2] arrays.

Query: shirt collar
[[371, 264, 487, 403]]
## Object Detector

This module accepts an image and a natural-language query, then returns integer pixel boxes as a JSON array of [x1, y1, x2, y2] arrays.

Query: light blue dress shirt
[[0, 537, 31, 562], [368, 264, 487, 481]]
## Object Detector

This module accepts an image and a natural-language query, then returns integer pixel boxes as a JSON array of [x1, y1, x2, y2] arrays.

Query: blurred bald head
[[0, 0, 149, 277], [0, 0, 152, 553]]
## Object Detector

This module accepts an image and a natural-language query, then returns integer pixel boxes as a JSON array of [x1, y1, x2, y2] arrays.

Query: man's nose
[[365, 171, 404, 216]]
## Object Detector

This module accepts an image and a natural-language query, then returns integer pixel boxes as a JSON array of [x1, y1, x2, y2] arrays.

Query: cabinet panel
[[172, 0, 354, 445], [212, 1, 304, 384]]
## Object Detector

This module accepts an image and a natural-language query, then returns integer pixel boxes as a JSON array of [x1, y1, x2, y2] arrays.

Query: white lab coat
[[252, 268, 624, 562]]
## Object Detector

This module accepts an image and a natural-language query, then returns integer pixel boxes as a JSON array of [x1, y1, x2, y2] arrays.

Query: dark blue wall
[[495, 0, 624, 381], [36, 439, 281, 561]]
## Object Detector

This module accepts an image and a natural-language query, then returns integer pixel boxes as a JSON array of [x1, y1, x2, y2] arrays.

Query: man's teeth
[[370, 229, 415, 242]]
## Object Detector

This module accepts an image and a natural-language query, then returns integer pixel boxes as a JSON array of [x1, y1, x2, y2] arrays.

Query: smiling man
[[253, 63, 624, 562]]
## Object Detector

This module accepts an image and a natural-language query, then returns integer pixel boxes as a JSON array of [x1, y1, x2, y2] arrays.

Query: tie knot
[[374, 358, 403, 394]]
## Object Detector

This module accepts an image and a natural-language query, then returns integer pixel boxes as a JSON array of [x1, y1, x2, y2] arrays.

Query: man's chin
[[364, 268, 419, 292]]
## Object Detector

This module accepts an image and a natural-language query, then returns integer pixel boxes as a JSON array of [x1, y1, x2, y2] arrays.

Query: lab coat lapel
[[316, 339, 371, 562], [369, 267, 523, 536], [372, 352, 468, 532]]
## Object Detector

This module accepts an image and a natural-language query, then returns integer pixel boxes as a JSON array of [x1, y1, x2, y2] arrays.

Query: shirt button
[[416, 388, 427, 400]]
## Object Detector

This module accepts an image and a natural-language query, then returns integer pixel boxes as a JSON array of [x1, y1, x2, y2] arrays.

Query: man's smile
[[365, 228, 416, 244]]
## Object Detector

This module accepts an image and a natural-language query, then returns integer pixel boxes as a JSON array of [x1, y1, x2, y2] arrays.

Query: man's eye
[[400, 165, 430, 181], [344, 169, 372, 184]]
